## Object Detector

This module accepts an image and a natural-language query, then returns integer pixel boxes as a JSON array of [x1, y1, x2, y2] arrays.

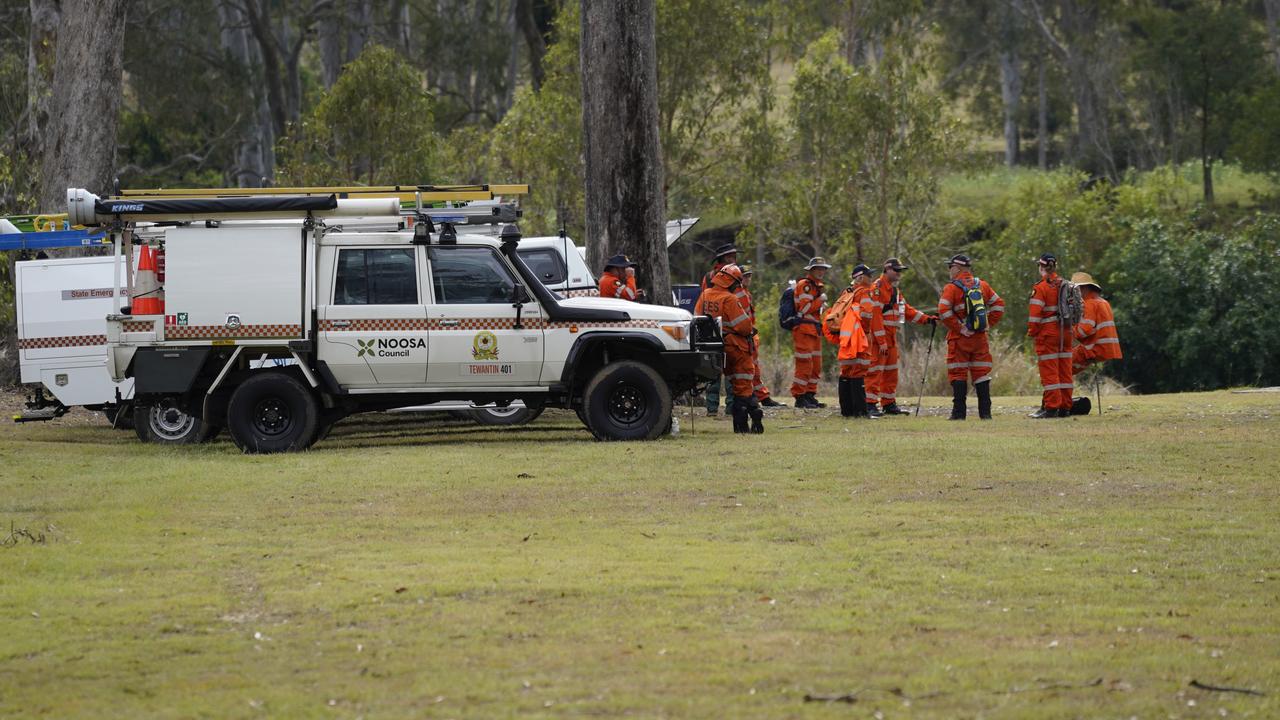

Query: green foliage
[[277, 45, 437, 186], [1105, 217, 1280, 392], [1231, 78, 1280, 180], [763, 30, 968, 272], [487, 5, 584, 236]]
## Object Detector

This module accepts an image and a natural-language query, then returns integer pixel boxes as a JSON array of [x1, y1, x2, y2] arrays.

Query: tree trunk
[[26, 0, 61, 153], [1037, 56, 1048, 169], [999, 48, 1022, 167], [580, 0, 670, 305], [1265, 0, 1280, 75], [319, 5, 343, 88], [37, 0, 130, 210], [219, 1, 273, 186], [516, 0, 547, 91], [345, 0, 371, 63]]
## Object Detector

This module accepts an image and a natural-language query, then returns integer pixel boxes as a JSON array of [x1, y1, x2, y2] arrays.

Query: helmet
[[713, 263, 743, 289]]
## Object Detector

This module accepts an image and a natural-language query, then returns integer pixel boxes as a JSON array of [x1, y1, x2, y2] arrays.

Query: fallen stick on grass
[[1189, 680, 1265, 696]]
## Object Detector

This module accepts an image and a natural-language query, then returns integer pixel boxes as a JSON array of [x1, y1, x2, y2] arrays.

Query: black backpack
[[951, 277, 988, 332], [778, 285, 799, 330]]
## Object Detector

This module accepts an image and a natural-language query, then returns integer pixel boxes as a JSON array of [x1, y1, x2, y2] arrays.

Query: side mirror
[[513, 285, 531, 304]]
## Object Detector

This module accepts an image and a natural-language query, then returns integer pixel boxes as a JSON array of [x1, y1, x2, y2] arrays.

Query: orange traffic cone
[[132, 245, 164, 315]]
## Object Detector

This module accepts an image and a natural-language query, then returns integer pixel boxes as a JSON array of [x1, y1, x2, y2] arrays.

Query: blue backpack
[[778, 286, 799, 330], [951, 278, 988, 332]]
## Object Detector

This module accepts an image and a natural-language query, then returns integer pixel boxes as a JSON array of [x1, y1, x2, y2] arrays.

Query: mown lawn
[[1, 391, 1277, 719]]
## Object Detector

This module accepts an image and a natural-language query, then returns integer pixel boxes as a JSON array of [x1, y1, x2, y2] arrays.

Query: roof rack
[[113, 183, 529, 204]]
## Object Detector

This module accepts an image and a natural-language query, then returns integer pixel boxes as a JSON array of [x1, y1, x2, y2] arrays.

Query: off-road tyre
[[470, 405, 545, 426], [582, 360, 673, 441], [133, 396, 218, 445], [226, 372, 319, 454]]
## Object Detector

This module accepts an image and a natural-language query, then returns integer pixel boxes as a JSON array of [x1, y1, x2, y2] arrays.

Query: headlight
[[659, 321, 690, 345]]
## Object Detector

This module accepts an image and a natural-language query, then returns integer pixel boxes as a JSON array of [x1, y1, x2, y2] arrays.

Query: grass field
[[1, 390, 1277, 719]]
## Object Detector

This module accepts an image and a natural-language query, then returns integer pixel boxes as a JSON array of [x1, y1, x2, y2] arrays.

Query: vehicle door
[[425, 245, 544, 386], [317, 246, 427, 388]]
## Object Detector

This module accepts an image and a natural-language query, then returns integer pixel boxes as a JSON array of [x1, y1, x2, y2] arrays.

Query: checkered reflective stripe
[[164, 324, 303, 339], [547, 320, 661, 330], [561, 288, 601, 298], [122, 321, 155, 333], [318, 317, 662, 332], [319, 319, 432, 332], [17, 334, 107, 350]]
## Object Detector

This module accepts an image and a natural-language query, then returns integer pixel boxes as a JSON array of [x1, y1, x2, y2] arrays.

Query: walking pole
[[915, 322, 938, 417], [1095, 369, 1103, 416]]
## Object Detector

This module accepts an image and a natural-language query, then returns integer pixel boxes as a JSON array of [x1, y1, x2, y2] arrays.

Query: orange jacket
[[854, 283, 886, 349], [735, 286, 755, 323], [822, 288, 869, 360], [938, 271, 1004, 340], [793, 275, 825, 333], [1074, 296, 1123, 360], [1027, 273, 1066, 337], [599, 271, 638, 301], [696, 286, 754, 354], [871, 276, 931, 334]]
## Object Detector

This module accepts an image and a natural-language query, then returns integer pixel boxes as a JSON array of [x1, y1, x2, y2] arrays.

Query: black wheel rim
[[607, 383, 647, 426], [252, 396, 294, 437]]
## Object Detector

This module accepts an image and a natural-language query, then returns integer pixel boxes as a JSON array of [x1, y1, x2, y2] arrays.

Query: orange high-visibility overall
[[938, 272, 1005, 384], [867, 276, 931, 407], [1072, 296, 1123, 372], [697, 286, 755, 397], [790, 276, 824, 398], [1029, 274, 1073, 410], [599, 271, 638, 300]]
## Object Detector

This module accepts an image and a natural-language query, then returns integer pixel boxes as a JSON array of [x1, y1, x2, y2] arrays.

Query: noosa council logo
[[356, 339, 375, 358]]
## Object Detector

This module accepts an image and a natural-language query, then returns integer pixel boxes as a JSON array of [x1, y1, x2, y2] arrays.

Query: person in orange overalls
[[695, 264, 762, 433], [869, 257, 938, 416], [823, 264, 874, 418], [790, 257, 830, 409], [1028, 253, 1073, 418], [938, 254, 1005, 420], [598, 254, 640, 301], [740, 266, 783, 408], [701, 243, 739, 416], [1070, 272, 1123, 372]]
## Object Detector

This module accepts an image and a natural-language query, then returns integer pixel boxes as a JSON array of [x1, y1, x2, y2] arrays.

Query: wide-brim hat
[[884, 257, 909, 271], [946, 254, 972, 267], [739, 264, 753, 276], [713, 243, 740, 259], [604, 253, 637, 269], [805, 256, 832, 270], [1071, 271, 1101, 291]]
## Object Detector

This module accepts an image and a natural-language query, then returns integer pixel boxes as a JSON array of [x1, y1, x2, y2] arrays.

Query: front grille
[[690, 315, 723, 350]]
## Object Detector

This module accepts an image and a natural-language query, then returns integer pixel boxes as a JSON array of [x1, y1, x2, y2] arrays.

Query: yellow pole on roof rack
[[114, 184, 529, 203]]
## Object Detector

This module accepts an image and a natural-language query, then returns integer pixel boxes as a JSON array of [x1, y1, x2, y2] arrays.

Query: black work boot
[[949, 380, 968, 420], [838, 378, 854, 417], [867, 402, 883, 418], [976, 382, 992, 420], [793, 394, 811, 409], [806, 392, 826, 409], [747, 397, 764, 434], [760, 396, 783, 407], [881, 403, 910, 415], [732, 399, 750, 433], [1029, 406, 1054, 419], [851, 378, 875, 418]]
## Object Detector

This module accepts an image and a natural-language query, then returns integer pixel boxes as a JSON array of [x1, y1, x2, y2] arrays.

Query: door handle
[[330, 319, 351, 327], [439, 319, 460, 326]]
